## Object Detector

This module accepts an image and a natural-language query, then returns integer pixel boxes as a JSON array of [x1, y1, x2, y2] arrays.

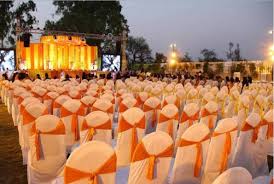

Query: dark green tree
[[0, 1, 13, 47], [199, 49, 218, 61], [234, 43, 242, 61], [226, 42, 243, 61], [126, 36, 152, 68], [0, 0, 37, 47], [181, 52, 192, 62], [44, 1, 128, 50], [226, 42, 234, 61], [154, 52, 167, 63]]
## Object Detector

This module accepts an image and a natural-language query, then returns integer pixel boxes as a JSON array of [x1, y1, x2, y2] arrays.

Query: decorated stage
[[16, 35, 98, 71]]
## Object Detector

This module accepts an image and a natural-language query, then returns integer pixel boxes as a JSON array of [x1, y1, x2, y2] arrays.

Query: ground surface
[[0, 103, 27, 184]]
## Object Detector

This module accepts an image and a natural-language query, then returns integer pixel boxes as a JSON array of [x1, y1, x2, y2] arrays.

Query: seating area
[[0, 77, 273, 184]]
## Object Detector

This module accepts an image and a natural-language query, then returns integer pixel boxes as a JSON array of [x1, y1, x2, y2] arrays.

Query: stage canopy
[[16, 35, 98, 70]]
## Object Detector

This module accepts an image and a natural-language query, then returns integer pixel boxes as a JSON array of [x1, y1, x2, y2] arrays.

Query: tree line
[[0, 1, 246, 70]]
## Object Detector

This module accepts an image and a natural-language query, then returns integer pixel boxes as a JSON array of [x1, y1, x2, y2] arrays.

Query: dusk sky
[[31, 0, 273, 60]]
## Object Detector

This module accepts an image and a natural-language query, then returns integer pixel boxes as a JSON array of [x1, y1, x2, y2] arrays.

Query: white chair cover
[[60, 141, 117, 184], [156, 104, 179, 140], [143, 97, 161, 133], [200, 101, 218, 130], [60, 99, 85, 150], [28, 115, 66, 184], [20, 102, 48, 165], [52, 95, 71, 117], [212, 167, 252, 184], [80, 111, 112, 145], [175, 103, 199, 147], [171, 123, 210, 184], [232, 113, 268, 177], [116, 107, 145, 167], [202, 118, 238, 184], [128, 131, 173, 184]]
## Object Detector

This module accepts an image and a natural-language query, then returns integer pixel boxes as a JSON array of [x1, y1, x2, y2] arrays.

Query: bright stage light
[[171, 52, 176, 58], [170, 59, 176, 65]]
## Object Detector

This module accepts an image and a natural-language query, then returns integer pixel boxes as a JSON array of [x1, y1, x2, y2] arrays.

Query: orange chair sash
[[136, 95, 146, 106], [132, 142, 173, 180], [53, 100, 63, 109], [213, 127, 237, 173], [158, 112, 179, 138], [260, 119, 273, 139], [81, 119, 111, 143], [64, 153, 117, 184], [201, 109, 217, 129], [119, 101, 138, 113], [118, 115, 145, 160], [31, 121, 65, 160], [60, 105, 86, 141], [241, 121, 260, 143], [22, 108, 48, 125], [181, 111, 199, 127], [18, 96, 26, 105], [143, 103, 161, 127], [179, 133, 210, 177], [43, 94, 58, 114]]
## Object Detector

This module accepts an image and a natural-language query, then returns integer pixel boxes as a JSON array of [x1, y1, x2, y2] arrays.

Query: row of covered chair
[[0, 77, 273, 184]]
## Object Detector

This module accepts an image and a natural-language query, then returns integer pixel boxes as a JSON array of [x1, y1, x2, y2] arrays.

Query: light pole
[[169, 43, 177, 71], [269, 45, 274, 81]]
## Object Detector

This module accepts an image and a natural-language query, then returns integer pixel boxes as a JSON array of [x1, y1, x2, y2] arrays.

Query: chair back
[[80, 111, 112, 145], [172, 123, 210, 183], [128, 131, 173, 184], [202, 118, 238, 184], [116, 107, 145, 167], [212, 167, 252, 184], [29, 115, 66, 175]]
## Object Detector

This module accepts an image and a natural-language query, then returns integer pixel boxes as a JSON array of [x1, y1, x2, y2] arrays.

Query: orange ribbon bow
[[118, 115, 145, 160], [143, 103, 161, 127], [260, 119, 273, 139], [201, 109, 218, 129], [21, 108, 48, 125], [64, 153, 117, 184], [213, 127, 237, 173], [81, 119, 111, 143], [43, 94, 58, 114], [158, 112, 179, 138], [31, 121, 65, 160], [181, 111, 199, 127], [132, 142, 173, 180], [241, 121, 260, 143], [60, 105, 85, 141], [136, 95, 145, 107], [179, 133, 210, 177], [119, 101, 138, 113]]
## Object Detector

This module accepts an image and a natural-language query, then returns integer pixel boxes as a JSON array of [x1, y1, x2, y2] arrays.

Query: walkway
[[0, 103, 27, 184]]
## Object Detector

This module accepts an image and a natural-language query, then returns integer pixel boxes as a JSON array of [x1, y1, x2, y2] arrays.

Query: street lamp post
[[269, 45, 274, 81], [169, 43, 177, 72]]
